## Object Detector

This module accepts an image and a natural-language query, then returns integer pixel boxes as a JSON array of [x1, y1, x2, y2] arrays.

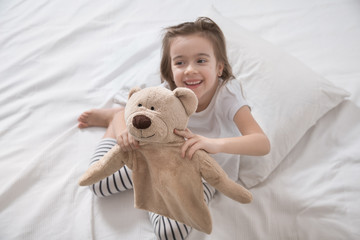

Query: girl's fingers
[[118, 134, 140, 152], [117, 130, 140, 152], [129, 135, 140, 150], [187, 142, 202, 160], [174, 128, 193, 139], [119, 134, 130, 152], [118, 139, 125, 151], [122, 138, 130, 152], [133, 139, 140, 148], [181, 138, 198, 158]]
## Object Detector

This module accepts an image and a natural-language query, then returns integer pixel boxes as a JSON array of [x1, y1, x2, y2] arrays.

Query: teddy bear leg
[[88, 138, 133, 197], [148, 181, 215, 239]]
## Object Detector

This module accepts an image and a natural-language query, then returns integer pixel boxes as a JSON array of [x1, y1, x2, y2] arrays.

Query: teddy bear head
[[124, 86, 198, 144]]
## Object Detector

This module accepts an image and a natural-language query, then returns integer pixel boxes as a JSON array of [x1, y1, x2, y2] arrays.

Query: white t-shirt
[[186, 80, 248, 181], [113, 79, 248, 181]]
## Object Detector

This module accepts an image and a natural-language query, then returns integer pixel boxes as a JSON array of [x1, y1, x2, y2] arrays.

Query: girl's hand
[[116, 129, 139, 152], [174, 128, 220, 159]]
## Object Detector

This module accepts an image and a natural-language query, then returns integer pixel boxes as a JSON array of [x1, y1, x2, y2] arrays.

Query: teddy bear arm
[[78, 144, 128, 186], [197, 151, 253, 204]]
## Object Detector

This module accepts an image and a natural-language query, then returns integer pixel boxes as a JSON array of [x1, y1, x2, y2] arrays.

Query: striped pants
[[89, 138, 215, 240]]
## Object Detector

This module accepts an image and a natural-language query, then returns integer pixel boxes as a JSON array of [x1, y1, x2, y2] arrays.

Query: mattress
[[1, 0, 359, 239]]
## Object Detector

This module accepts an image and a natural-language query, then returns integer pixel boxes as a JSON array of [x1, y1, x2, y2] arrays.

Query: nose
[[132, 115, 151, 129], [185, 63, 197, 75]]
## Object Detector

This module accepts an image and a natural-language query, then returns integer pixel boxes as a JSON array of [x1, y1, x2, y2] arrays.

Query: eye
[[150, 106, 155, 110], [138, 104, 142, 107], [197, 59, 206, 63]]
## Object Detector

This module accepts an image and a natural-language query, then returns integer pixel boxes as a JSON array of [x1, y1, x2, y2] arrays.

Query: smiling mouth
[[185, 80, 202, 85], [142, 133, 155, 138], [184, 80, 203, 88]]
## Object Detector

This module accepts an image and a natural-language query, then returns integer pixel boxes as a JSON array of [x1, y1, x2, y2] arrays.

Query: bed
[[1, 0, 359, 239]]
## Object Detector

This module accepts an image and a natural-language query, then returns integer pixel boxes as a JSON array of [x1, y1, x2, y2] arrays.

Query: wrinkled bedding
[[1, 0, 359, 239]]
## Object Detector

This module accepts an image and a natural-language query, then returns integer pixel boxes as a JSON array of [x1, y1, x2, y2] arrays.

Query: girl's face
[[170, 34, 224, 112]]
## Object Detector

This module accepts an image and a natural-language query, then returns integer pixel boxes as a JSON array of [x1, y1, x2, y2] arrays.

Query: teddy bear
[[79, 86, 252, 234]]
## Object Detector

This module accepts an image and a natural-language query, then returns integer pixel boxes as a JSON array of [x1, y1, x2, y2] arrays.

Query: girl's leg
[[88, 137, 133, 197], [149, 181, 215, 240], [81, 108, 133, 197]]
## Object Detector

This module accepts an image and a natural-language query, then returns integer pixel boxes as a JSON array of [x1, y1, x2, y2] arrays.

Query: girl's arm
[[221, 105, 270, 156], [113, 108, 140, 151], [174, 106, 270, 159]]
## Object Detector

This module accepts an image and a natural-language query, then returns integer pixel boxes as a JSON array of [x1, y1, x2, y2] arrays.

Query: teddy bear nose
[[132, 115, 152, 129]]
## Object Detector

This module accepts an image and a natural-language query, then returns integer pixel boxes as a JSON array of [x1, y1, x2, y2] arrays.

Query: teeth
[[185, 81, 201, 85]]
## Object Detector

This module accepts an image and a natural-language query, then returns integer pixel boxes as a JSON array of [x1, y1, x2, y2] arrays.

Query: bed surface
[[1, 0, 359, 239]]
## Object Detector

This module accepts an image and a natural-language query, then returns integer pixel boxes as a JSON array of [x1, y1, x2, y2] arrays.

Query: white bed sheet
[[1, 0, 359, 239]]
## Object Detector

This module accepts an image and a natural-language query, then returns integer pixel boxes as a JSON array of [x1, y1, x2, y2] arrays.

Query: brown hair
[[160, 17, 234, 90]]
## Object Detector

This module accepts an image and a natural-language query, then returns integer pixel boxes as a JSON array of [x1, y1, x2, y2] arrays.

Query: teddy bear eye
[[138, 104, 142, 107], [150, 106, 155, 110]]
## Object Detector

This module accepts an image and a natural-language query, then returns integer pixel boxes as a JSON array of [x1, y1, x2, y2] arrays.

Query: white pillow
[[206, 8, 350, 188]]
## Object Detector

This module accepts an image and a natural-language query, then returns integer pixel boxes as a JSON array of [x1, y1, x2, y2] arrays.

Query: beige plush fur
[[79, 86, 252, 234]]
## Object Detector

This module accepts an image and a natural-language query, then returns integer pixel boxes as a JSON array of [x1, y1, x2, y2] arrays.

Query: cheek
[[206, 66, 218, 79], [172, 68, 183, 83]]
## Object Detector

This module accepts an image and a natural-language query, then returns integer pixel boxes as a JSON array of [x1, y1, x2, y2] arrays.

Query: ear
[[217, 62, 224, 77], [128, 87, 141, 99], [173, 88, 198, 116]]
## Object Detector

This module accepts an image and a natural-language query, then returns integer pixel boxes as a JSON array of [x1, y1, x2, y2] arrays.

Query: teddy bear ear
[[173, 88, 198, 116], [128, 87, 142, 99]]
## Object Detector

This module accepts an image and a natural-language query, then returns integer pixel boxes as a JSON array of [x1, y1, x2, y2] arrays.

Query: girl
[[78, 17, 270, 240]]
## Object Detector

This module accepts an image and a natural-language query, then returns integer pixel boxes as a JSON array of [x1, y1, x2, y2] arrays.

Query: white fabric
[[1, 1, 360, 240], [205, 8, 350, 188], [187, 79, 248, 181]]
